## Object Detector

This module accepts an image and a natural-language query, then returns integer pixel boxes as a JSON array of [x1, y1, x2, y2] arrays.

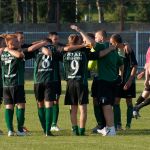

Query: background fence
[[8, 31, 150, 70]]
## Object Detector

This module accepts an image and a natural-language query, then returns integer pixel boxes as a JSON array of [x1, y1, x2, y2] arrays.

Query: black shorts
[[97, 80, 116, 106], [34, 82, 58, 102], [115, 82, 136, 98], [3, 85, 25, 105], [91, 76, 99, 98], [65, 80, 89, 105]]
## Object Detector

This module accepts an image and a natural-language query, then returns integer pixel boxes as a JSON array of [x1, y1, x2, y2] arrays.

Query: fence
[[4, 31, 150, 70]]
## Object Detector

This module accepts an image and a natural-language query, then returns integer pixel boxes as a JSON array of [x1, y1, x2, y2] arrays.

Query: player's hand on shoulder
[[41, 47, 52, 56]]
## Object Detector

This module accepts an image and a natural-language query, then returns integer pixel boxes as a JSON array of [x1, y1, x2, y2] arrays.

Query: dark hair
[[110, 34, 123, 43], [87, 32, 95, 40], [48, 32, 58, 36], [68, 34, 80, 45], [15, 31, 24, 35]]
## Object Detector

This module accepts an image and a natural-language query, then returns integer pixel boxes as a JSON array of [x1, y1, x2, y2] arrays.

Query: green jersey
[[63, 48, 98, 85], [33, 44, 61, 83], [1, 51, 25, 87], [94, 43, 123, 82]]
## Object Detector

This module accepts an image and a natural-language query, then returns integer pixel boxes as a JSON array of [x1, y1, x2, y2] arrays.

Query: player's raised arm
[[70, 25, 95, 46]]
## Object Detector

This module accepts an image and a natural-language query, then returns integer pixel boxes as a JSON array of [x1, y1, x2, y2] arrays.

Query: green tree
[[134, 1, 150, 22], [0, 0, 14, 23]]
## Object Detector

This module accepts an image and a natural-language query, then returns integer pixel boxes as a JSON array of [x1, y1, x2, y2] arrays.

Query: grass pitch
[[0, 80, 150, 150]]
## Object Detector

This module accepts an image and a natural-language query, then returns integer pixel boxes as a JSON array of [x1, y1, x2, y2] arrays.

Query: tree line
[[0, 0, 150, 24]]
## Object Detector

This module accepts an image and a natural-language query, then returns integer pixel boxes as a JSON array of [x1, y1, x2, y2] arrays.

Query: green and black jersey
[[94, 42, 123, 82], [119, 50, 137, 83], [1, 51, 25, 87], [33, 44, 61, 84], [63, 48, 98, 85]]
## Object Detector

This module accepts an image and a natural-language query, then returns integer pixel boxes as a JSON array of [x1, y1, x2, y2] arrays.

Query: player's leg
[[71, 105, 79, 135], [16, 103, 26, 135], [45, 82, 56, 136], [3, 87, 14, 136], [91, 78, 106, 132], [92, 98, 106, 132], [97, 80, 116, 136], [113, 98, 122, 130], [102, 104, 116, 136], [34, 83, 46, 133], [126, 98, 133, 129], [134, 90, 150, 106], [37, 101, 45, 133], [51, 99, 60, 131], [5, 104, 14, 136], [51, 81, 61, 131], [134, 98, 150, 112], [79, 104, 87, 135], [45, 101, 53, 136], [15, 85, 26, 136]]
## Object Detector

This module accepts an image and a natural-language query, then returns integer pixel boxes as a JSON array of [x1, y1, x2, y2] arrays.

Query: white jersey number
[[70, 60, 79, 75], [41, 55, 52, 69]]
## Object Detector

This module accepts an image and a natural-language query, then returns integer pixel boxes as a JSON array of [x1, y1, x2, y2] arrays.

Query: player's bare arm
[[124, 65, 137, 90], [99, 45, 116, 58], [70, 25, 95, 46], [63, 44, 88, 51], [27, 41, 49, 52]]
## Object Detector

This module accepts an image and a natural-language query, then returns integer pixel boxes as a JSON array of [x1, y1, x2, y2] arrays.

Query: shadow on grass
[[117, 129, 150, 136], [25, 90, 34, 94]]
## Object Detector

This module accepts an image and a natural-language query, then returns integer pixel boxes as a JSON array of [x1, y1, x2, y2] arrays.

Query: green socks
[[52, 104, 59, 127], [126, 105, 133, 128], [113, 104, 121, 128], [72, 125, 79, 135], [72, 126, 85, 136], [79, 128, 85, 136], [16, 108, 25, 132], [94, 105, 103, 126], [45, 107, 53, 135], [5, 109, 14, 131], [38, 107, 46, 132]]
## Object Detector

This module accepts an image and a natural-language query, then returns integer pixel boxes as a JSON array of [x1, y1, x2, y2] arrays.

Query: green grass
[[0, 80, 150, 150]]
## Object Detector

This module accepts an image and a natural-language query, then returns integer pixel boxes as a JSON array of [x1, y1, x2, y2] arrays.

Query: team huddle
[[0, 25, 149, 137]]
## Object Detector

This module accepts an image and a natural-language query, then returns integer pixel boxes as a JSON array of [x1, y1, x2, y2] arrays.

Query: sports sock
[[45, 107, 53, 135], [135, 95, 145, 106], [94, 104, 104, 126], [5, 109, 14, 131], [72, 125, 79, 135], [52, 104, 59, 127], [79, 128, 85, 136], [136, 98, 150, 111], [38, 107, 46, 132], [126, 105, 133, 128], [17, 108, 25, 132], [113, 104, 121, 128]]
